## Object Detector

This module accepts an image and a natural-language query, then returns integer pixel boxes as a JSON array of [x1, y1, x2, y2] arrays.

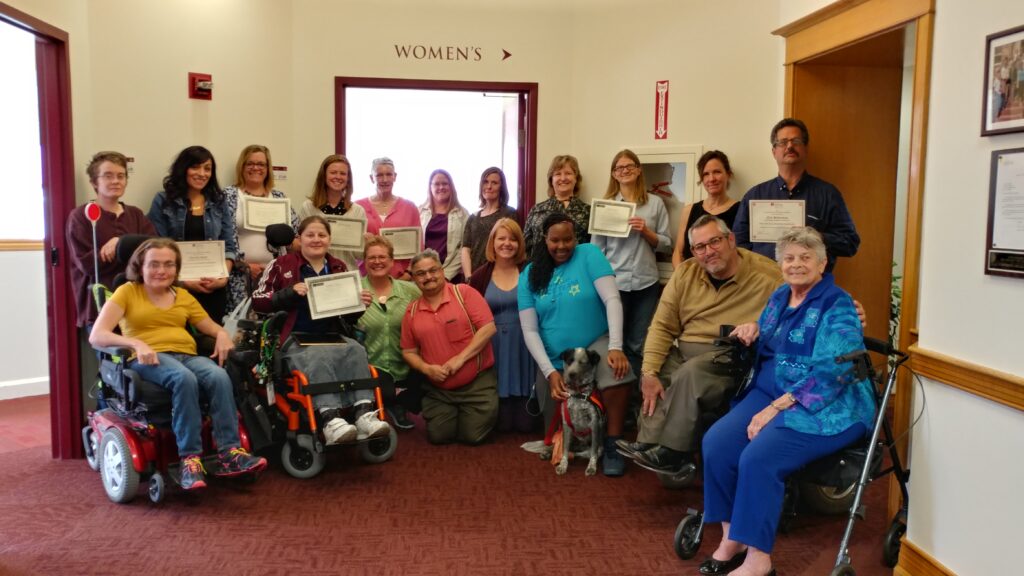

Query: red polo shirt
[[400, 283, 495, 390]]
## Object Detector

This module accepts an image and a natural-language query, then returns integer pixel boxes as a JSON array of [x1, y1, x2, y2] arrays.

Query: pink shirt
[[356, 196, 421, 277], [400, 283, 495, 390]]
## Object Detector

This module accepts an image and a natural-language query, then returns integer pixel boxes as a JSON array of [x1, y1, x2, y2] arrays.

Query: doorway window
[[0, 21, 43, 241]]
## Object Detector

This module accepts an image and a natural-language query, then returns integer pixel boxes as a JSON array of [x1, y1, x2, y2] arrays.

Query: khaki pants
[[636, 341, 740, 451], [422, 368, 498, 445]]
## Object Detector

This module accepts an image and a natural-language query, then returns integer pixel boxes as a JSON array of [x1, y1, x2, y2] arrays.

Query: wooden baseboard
[[909, 344, 1024, 412], [896, 539, 956, 575]]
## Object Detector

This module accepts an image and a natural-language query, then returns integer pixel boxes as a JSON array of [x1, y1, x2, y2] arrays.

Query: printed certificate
[[178, 241, 228, 280], [749, 200, 805, 243], [324, 215, 367, 251], [380, 227, 422, 259], [241, 195, 291, 232], [588, 199, 636, 238], [306, 271, 365, 320]]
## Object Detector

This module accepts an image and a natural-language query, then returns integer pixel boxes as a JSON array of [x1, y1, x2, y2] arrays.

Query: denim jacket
[[148, 191, 238, 260]]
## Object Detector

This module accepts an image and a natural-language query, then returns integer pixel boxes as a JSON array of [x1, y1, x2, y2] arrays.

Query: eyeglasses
[[144, 261, 177, 270], [612, 164, 638, 174], [365, 255, 391, 262], [99, 172, 128, 182], [691, 235, 727, 255], [772, 138, 806, 149], [244, 161, 268, 169], [412, 266, 442, 279]]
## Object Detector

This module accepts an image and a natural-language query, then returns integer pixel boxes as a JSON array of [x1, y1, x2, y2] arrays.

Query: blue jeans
[[620, 283, 662, 379], [130, 353, 240, 457]]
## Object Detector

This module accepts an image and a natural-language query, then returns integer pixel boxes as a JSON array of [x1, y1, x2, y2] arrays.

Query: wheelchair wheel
[[829, 564, 856, 576], [673, 513, 703, 560], [148, 472, 166, 504], [882, 516, 906, 567], [281, 439, 326, 479], [100, 428, 139, 503], [82, 426, 100, 472], [359, 426, 398, 464], [799, 480, 857, 515]]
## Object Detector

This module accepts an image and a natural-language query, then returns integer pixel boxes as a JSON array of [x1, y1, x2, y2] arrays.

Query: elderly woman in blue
[[698, 227, 874, 576], [518, 212, 635, 477]]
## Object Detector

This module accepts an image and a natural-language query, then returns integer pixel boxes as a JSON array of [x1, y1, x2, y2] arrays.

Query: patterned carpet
[[0, 419, 894, 576]]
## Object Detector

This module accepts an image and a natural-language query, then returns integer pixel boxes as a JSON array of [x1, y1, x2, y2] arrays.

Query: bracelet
[[641, 368, 659, 377], [769, 402, 784, 411]]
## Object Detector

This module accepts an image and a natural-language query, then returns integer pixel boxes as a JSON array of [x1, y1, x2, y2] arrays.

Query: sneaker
[[603, 436, 626, 477], [615, 439, 656, 460], [386, 405, 415, 431], [180, 455, 207, 490], [632, 445, 691, 474], [323, 417, 357, 445], [215, 447, 268, 477], [355, 410, 392, 440]]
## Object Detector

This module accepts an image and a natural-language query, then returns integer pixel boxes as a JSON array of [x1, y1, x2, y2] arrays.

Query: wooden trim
[[909, 344, 1024, 412], [896, 539, 958, 576], [774, 0, 933, 64], [782, 64, 794, 117], [0, 0, 68, 41], [0, 241, 44, 251]]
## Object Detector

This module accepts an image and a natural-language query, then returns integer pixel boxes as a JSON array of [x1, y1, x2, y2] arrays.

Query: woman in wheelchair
[[252, 215, 391, 445], [698, 227, 875, 576], [89, 238, 268, 491]]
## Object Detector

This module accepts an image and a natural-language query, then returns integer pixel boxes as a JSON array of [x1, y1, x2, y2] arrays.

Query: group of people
[[68, 118, 872, 576]]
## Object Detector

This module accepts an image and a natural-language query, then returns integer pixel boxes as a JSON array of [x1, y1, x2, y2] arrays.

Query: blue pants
[[620, 283, 661, 379], [702, 386, 865, 552], [130, 353, 241, 457]]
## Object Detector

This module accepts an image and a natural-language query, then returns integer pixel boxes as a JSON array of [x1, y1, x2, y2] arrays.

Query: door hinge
[[51, 247, 59, 266]]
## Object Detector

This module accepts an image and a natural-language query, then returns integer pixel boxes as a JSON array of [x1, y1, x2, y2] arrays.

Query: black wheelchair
[[671, 336, 911, 574]]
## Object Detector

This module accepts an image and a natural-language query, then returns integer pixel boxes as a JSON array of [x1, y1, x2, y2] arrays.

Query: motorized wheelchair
[[81, 235, 261, 504], [670, 335, 911, 575]]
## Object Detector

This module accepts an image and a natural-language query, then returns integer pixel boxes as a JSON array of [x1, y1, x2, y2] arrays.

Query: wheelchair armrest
[[94, 345, 135, 360], [863, 336, 906, 358]]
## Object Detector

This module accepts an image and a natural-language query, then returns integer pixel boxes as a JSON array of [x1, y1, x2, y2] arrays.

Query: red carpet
[[0, 419, 894, 576]]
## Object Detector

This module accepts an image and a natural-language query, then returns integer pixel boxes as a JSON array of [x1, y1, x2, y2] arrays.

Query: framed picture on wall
[[982, 24, 1024, 136], [984, 147, 1024, 278]]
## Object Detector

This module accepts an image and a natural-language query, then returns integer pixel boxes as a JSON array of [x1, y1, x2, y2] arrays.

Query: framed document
[[749, 200, 805, 243], [178, 241, 228, 281], [306, 271, 366, 320], [324, 215, 367, 251], [985, 147, 1024, 278], [380, 227, 422, 259], [241, 195, 291, 232], [588, 199, 636, 238]]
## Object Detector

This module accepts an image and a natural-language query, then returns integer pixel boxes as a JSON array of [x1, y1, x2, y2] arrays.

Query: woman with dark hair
[[418, 169, 469, 282], [522, 155, 591, 256], [297, 154, 367, 271], [148, 145, 237, 323], [460, 167, 518, 279], [518, 212, 634, 475], [672, 150, 739, 267], [90, 238, 267, 491], [592, 149, 671, 380], [469, 218, 537, 433]]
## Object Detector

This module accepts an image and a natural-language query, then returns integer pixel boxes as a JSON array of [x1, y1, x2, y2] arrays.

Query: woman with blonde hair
[[418, 169, 469, 282], [522, 155, 591, 256], [297, 154, 368, 271]]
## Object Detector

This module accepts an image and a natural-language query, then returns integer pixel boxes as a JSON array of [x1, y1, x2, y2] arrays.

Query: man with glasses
[[733, 118, 860, 272], [616, 215, 782, 474], [400, 249, 498, 444]]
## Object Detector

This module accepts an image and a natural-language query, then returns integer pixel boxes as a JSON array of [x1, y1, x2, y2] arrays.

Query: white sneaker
[[323, 417, 357, 445], [355, 411, 391, 440]]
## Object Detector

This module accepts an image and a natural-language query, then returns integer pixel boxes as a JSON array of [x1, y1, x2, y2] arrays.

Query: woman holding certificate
[[592, 149, 671, 381], [518, 212, 634, 476], [297, 154, 368, 271], [460, 167, 519, 279], [418, 169, 469, 283], [252, 216, 391, 445], [522, 155, 591, 256], [225, 145, 298, 312], [148, 146, 237, 323], [355, 157, 421, 280], [672, 150, 740, 267]]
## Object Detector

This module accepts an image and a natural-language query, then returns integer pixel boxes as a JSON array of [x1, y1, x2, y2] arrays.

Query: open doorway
[[335, 77, 539, 222]]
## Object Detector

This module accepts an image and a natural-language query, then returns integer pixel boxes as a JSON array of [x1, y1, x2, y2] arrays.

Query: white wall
[[0, 251, 49, 399]]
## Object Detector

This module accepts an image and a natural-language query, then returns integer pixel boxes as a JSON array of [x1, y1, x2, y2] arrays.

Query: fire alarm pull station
[[188, 72, 213, 100]]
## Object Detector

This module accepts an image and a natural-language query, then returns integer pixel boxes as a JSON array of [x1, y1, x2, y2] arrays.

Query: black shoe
[[614, 439, 656, 460], [698, 550, 747, 575], [387, 405, 415, 431], [632, 445, 690, 473]]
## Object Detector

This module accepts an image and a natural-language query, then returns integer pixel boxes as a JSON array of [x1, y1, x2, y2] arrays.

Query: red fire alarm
[[188, 72, 213, 100]]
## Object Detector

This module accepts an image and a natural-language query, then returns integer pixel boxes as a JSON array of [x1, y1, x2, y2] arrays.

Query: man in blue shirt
[[732, 118, 860, 272]]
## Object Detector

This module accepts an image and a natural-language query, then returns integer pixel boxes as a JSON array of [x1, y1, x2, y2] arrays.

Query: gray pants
[[422, 368, 498, 445], [637, 341, 739, 451], [281, 337, 373, 411]]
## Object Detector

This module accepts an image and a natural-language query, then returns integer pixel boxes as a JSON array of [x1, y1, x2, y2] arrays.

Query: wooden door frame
[[0, 1, 80, 459]]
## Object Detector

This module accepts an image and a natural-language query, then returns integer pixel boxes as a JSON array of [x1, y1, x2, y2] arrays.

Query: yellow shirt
[[641, 248, 782, 374], [109, 283, 208, 355]]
